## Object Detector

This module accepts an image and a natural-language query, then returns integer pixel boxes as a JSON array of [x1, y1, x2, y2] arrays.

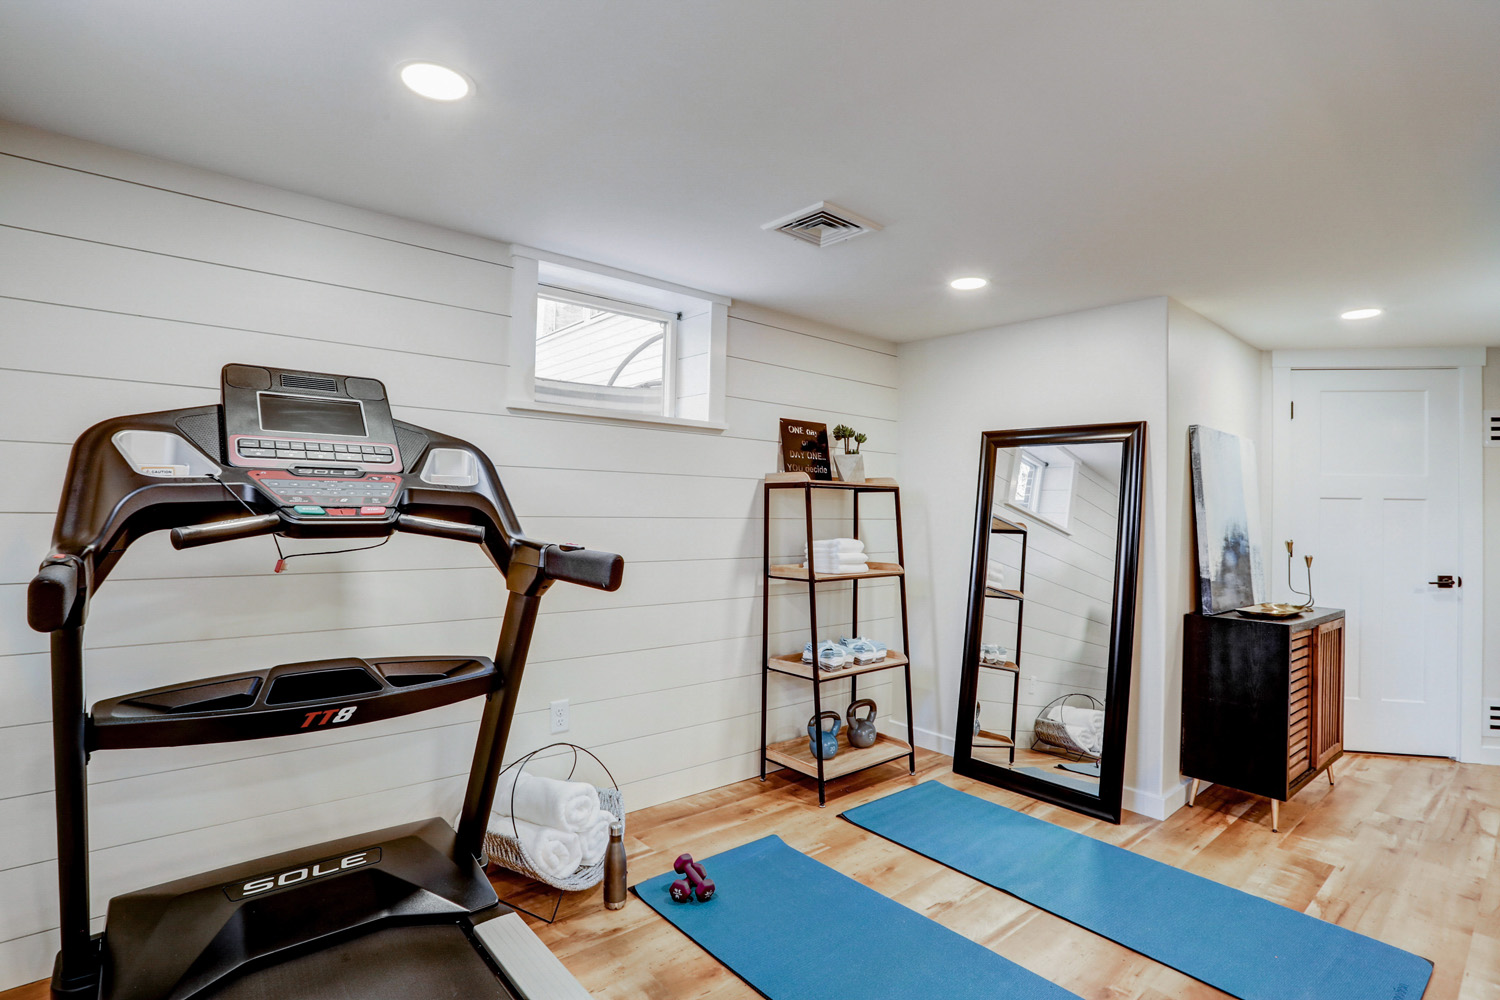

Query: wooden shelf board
[[978, 660, 1019, 673], [769, 562, 905, 582], [764, 732, 912, 780], [985, 587, 1024, 600], [991, 516, 1028, 533], [767, 651, 910, 681], [975, 729, 1015, 746], [766, 472, 899, 491]]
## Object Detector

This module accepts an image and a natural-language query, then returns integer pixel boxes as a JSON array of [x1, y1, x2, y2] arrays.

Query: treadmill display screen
[[259, 394, 367, 437]]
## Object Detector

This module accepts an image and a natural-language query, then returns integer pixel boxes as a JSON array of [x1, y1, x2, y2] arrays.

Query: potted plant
[[831, 424, 867, 483]]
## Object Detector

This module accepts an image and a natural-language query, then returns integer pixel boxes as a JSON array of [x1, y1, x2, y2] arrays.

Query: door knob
[[1428, 575, 1461, 589]]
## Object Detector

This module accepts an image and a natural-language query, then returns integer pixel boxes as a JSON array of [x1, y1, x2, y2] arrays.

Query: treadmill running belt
[[203, 923, 514, 1000]]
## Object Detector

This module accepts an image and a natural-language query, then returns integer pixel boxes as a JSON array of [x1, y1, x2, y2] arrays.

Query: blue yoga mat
[[634, 835, 1083, 1000], [842, 782, 1431, 1000]]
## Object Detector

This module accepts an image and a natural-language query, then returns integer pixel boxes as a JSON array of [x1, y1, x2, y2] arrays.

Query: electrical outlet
[[550, 699, 569, 734]]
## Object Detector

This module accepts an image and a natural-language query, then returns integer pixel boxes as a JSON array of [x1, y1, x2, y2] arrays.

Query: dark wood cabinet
[[1181, 608, 1345, 830]]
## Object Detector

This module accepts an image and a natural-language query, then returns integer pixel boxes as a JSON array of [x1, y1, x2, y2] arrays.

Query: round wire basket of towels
[[1032, 693, 1105, 761], [482, 742, 623, 892]]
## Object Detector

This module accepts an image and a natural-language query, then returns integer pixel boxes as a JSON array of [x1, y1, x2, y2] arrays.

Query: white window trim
[[508, 246, 729, 431]]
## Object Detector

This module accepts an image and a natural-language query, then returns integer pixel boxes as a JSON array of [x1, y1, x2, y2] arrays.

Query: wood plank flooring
[[4, 749, 1496, 999]]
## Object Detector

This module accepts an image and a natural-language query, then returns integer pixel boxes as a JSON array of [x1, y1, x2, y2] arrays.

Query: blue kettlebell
[[808, 711, 841, 760], [846, 699, 878, 748]]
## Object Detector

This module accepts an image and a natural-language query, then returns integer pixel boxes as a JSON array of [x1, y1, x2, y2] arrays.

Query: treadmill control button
[[359, 506, 387, 516], [327, 508, 357, 516], [240, 448, 277, 458], [293, 505, 325, 515], [360, 445, 378, 453]]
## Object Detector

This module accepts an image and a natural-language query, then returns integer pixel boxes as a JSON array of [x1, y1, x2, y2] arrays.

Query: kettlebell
[[846, 699, 878, 748], [807, 711, 841, 760]]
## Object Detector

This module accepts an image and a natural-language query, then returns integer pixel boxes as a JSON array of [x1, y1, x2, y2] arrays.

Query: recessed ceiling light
[[950, 277, 988, 291], [1340, 307, 1383, 320], [400, 62, 472, 101]]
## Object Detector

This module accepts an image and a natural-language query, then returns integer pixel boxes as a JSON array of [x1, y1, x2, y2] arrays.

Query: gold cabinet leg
[[1327, 762, 1336, 786], [1271, 798, 1279, 832], [1187, 778, 1200, 807]]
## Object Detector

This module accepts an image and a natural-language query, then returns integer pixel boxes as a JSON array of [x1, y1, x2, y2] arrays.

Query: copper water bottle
[[604, 820, 627, 910]]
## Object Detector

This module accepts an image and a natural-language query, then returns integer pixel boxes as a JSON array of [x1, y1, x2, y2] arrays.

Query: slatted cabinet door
[[1313, 618, 1345, 772], [1288, 630, 1314, 785]]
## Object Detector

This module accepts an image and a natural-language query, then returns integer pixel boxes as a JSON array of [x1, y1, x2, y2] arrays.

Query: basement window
[[1007, 447, 1077, 532], [508, 246, 729, 430]]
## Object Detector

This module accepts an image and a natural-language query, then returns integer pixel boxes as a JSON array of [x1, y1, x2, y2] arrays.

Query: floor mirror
[[953, 422, 1146, 823]]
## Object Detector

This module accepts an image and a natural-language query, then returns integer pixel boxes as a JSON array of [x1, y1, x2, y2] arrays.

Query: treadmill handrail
[[170, 513, 282, 550]]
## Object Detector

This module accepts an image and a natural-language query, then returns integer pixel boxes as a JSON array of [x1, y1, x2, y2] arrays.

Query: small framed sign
[[779, 419, 833, 480]]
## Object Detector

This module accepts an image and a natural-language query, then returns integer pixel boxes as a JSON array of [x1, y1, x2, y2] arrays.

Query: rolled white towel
[[496, 817, 583, 880], [986, 560, 1006, 590], [492, 769, 601, 833], [1058, 706, 1105, 756], [804, 537, 864, 554], [577, 808, 615, 867]]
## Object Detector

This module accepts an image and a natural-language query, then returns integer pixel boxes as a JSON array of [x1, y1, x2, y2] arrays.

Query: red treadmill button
[[326, 508, 356, 516], [359, 506, 387, 516]]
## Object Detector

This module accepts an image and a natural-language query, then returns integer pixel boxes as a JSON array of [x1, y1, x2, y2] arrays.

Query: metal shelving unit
[[759, 472, 916, 806], [974, 516, 1028, 764]]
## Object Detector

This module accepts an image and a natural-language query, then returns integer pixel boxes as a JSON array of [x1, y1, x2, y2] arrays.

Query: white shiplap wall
[[0, 123, 900, 988], [979, 455, 1119, 751]]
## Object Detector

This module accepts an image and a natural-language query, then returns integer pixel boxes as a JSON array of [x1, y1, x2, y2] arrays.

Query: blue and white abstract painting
[[1189, 425, 1265, 614]]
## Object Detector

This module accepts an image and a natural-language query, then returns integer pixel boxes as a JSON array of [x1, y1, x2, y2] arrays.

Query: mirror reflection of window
[[1013, 451, 1044, 512]]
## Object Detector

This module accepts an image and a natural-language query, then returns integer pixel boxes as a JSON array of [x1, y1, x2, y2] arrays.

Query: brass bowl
[[1234, 602, 1308, 620]]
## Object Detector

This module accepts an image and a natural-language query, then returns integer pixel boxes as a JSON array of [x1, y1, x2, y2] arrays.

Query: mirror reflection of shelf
[[973, 729, 1015, 750], [991, 516, 1028, 534], [984, 587, 1024, 600], [978, 660, 1018, 673]]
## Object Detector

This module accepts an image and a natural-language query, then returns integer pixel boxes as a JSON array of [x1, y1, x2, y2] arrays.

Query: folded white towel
[[804, 537, 864, 554], [496, 817, 583, 879], [577, 808, 615, 867], [491, 769, 601, 833]]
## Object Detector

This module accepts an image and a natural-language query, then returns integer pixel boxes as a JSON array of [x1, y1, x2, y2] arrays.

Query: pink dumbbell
[[669, 853, 715, 903]]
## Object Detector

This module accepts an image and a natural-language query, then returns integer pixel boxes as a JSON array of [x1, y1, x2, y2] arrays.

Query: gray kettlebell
[[846, 699, 878, 748], [807, 711, 841, 760]]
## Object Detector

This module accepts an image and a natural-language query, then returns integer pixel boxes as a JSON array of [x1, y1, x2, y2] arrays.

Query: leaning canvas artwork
[[1189, 425, 1265, 614]]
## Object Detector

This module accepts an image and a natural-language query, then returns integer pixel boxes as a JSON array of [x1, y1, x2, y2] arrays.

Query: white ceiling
[[1, 2, 1496, 348]]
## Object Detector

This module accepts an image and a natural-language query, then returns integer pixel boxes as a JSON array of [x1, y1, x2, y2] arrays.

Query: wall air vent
[[1488, 699, 1500, 732], [280, 373, 338, 392], [1484, 411, 1500, 448], [762, 201, 882, 247]]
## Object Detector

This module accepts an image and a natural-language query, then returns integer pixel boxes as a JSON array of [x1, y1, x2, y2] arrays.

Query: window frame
[[507, 246, 730, 432], [534, 286, 678, 416]]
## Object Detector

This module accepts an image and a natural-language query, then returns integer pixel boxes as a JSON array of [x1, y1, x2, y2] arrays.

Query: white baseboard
[[1123, 778, 1189, 822], [1462, 744, 1500, 766], [913, 725, 954, 756]]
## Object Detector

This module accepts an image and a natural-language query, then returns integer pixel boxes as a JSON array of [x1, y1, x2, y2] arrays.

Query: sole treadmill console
[[27, 365, 625, 1000]]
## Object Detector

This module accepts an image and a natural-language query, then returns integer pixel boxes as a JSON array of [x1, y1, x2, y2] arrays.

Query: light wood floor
[[4, 749, 1497, 999]]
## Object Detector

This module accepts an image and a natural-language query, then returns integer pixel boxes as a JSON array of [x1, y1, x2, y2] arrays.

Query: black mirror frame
[[953, 421, 1146, 824]]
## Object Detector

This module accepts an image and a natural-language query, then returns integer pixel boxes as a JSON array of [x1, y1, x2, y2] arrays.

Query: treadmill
[[26, 364, 624, 1000]]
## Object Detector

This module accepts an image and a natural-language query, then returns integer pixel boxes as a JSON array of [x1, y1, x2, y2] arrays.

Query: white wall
[[896, 298, 1170, 815], [0, 122, 898, 988], [1164, 301, 1266, 805]]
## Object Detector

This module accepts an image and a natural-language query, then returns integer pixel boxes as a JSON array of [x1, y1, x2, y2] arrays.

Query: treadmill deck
[[202, 923, 515, 1000]]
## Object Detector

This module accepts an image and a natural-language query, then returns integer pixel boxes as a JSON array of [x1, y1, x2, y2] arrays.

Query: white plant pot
[[834, 451, 865, 483]]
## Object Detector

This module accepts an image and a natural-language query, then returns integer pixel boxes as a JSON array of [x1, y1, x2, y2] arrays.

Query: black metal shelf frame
[[758, 476, 917, 805]]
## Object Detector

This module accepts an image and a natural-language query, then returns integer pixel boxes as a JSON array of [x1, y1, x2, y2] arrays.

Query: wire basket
[[481, 742, 623, 893], [1031, 693, 1103, 761]]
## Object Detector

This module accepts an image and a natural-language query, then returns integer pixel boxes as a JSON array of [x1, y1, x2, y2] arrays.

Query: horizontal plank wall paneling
[[0, 126, 899, 988]]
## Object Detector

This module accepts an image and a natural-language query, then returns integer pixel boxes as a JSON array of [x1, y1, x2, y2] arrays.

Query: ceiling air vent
[[280, 373, 338, 393], [762, 201, 882, 247]]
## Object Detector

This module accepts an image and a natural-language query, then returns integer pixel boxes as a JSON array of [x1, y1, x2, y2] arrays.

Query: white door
[[1288, 368, 1461, 757]]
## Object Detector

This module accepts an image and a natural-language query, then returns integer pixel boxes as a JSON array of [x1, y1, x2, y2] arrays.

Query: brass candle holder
[[1235, 541, 1315, 619]]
